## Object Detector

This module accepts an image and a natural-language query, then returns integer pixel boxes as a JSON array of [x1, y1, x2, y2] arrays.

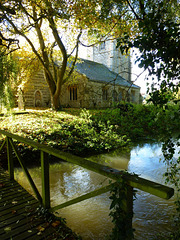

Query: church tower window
[[99, 41, 106, 50]]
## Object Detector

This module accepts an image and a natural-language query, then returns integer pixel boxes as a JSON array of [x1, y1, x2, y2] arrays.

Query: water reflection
[[14, 143, 177, 240]]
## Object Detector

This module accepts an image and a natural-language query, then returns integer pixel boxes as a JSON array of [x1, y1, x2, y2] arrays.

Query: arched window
[[35, 90, 42, 107], [118, 91, 122, 101], [99, 41, 106, 50], [131, 90, 136, 103], [112, 90, 118, 102], [102, 88, 108, 101]]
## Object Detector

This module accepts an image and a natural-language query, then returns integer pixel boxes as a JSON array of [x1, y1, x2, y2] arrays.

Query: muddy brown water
[[14, 143, 178, 239]]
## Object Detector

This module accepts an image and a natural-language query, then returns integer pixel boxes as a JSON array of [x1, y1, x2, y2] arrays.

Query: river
[[14, 142, 178, 239]]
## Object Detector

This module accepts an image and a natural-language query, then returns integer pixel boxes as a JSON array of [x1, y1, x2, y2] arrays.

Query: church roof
[[74, 59, 140, 89]]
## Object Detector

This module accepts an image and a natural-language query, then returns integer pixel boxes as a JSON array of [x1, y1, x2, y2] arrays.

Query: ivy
[[109, 177, 137, 240]]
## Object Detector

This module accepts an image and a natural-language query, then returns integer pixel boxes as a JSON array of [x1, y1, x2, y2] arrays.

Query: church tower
[[86, 39, 131, 82]]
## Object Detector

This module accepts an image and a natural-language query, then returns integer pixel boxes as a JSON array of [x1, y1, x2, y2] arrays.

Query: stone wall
[[89, 40, 131, 82], [83, 80, 140, 108], [21, 69, 51, 108], [21, 68, 140, 109]]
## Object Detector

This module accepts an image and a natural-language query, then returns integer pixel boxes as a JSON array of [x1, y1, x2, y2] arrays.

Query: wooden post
[[9, 138, 42, 203], [0, 138, 6, 152], [110, 182, 134, 240], [41, 151, 50, 209], [6, 137, 14, 180], [125, 185, 134, 239]]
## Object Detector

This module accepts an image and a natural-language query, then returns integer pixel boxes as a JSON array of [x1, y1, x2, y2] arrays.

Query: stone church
[[87, 39, 131, 82], [18, 40, 141, 109]]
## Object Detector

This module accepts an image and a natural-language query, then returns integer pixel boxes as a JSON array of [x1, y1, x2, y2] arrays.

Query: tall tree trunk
[[52, 94, 61, 110]]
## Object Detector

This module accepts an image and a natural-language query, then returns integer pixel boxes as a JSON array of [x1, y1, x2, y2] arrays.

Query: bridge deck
[[0, 167, 78, 240]]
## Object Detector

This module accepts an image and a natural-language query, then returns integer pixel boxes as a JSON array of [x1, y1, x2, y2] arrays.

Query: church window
[[99, 41, 106, 50], [102, 88, 108, 101], [69, 86, 77, 101], [112, 90, 118, 102], [131, 90, 135, 102]]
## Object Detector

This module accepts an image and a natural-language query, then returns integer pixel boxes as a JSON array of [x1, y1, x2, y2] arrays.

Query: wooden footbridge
[[0, 129, 174, 239], [0, 167, 64, 240]]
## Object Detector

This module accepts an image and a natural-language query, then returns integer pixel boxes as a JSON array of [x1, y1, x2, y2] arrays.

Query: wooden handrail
[[0, 129, 175, 239], [0, 129, 174, 200]]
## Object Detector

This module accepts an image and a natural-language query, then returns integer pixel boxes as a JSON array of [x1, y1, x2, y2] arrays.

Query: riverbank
[[0, 106, 179, 239], [0, 105, 179, 167], [0, 108, 129, 166]]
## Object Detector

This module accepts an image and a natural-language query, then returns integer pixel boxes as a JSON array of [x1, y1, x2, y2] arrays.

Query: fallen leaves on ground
[[0, 182, 5, 188], [51, 220, 61, 228]]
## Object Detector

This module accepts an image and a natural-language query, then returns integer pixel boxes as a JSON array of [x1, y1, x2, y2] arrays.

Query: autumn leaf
[[37, 226, 45, 232], [0, 182, 5, 188], [51, 220, 61, 228], [12, 210, 17, 214]]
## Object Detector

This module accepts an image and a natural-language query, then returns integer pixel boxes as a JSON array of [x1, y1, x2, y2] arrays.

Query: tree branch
[[126, 0, 142, 20], [47, 14, 68, 97], [64, 29, 82, 82]]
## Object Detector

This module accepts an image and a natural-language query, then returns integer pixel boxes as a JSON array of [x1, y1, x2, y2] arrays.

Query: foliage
[[161, 137, 180, 236], [2, 83, 15, 112], [0, 2, 19, 55], [109, 178, 136, 240], [0, 48, 19, 112], [0, 1, 78, 109], [0, 109, 128, 160], [0, 0, 122, 110], [114, 1, 180, 76], [91, 105, 180, 238], [97, 0, 180, 107], [90, 103, 180, 141], [0, 106, 179, 237]]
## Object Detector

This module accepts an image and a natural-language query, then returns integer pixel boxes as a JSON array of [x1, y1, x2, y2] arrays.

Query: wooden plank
[[0, 195, 37, 212], [0, 167, 79, 240], [0, 209, 39, 234], [0, 191, 31, 204], [41, 151, 50, 209], [6, 137, 14, 180], [0, 214, 45, 240], [0, 201, 38, 221], [0, 202, 39, 224], [0, 186, 28, 198], [0, 130, 174, 199]]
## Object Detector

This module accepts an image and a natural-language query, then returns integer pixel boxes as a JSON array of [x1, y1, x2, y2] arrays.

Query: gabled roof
[[73, 58, 140, 89]]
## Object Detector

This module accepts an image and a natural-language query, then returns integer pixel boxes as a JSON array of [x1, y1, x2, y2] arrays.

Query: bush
[[90, 104, 179, 141], [0, 109, 129, 160]]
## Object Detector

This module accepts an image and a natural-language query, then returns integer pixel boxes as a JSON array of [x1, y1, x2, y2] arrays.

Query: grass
[[0, 104, 179, 163], [0, 108, 128, 160]]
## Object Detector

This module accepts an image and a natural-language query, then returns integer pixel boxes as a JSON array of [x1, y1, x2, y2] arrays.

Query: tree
[[0, 2, 20, 54], [0, 46, 19, 111], [109, 0, 180, 101], [0, 0, 118, 110], [0, 0, 80, 109], [99, 0, 180, 236]]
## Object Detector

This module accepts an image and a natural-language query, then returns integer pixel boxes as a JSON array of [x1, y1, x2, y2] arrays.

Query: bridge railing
[[0, 130, 174, 237]]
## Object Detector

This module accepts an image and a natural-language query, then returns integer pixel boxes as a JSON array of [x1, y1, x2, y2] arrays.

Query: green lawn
[[0, 109, 128, 158]]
